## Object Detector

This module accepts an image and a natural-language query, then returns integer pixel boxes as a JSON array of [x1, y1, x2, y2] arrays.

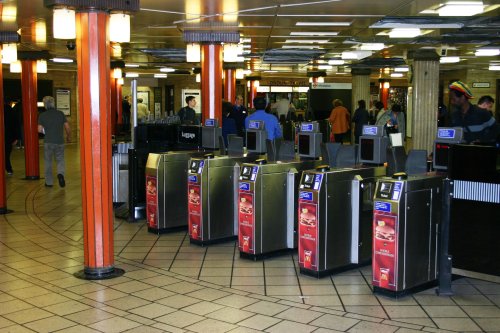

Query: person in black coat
[[222, 101, 237, 147], [4, 102, 20, 174], [352, 99, 369, 144]]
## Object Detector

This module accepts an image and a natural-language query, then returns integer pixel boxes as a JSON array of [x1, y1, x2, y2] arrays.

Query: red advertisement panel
[[298, 201, 319, 270], [372, 211, 398, 290], [188, 184, 202, 240], [146, 176, 158, 229], [238, 191, 254, 253]]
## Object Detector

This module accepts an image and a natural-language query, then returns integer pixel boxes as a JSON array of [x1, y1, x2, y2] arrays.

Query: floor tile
[[301, 285, 337, 296], [185, 288, 231, 301], [336, 284, 373, 295], [64, 308, 116, 325], [340, 294, 380, 306], [303, 295, 342, 307], [345, 305, 389, 319], [104, 295, 151, 311], [182, 301, 226, 315], [237, 314, 282, 331], [384, 306, 428, 319], [43, 300, 92, 316], [422, 305, 468, 318], [88, 316, 142, 333], [0, 300, 34, 315], [131, 287, 176, 301], [452, 294, 494, 305], [52, 325, 101, 333], [206, 307, 255, 324], [309, 314, 359, 331], [475, 318, 500, 332], [241, 301, 289, 316], [3, 308, 53, 324], [213, 295, 260, 309], [347, 321, 398, 333], [460, 305, 500, 318], [275, 307, 323, 324], [185, 318, 237, 333], [24, 316, 76, 333], [162, 281, 204, 294], [266, 285, 301, 296], [128, 303, 177, 319], [413, 295, 455, 306], [265, 319, 316, 333], [155, 310, 204, 328], [432, 317, 482, 332]]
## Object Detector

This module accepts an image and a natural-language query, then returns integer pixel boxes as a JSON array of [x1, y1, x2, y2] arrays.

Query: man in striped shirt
[[449, 81, 498, 144]]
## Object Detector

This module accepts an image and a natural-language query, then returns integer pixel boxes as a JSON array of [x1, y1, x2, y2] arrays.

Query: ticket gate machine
[[432, 127, 464, 171], [246, 120, 267, 154], [358, 125, 389, 165], [146, 119, 224, 233], [372, 173, 442, 296], [298, 165, 386, 277], [187, 154, 256, 245], [237, 159, 321, 259]]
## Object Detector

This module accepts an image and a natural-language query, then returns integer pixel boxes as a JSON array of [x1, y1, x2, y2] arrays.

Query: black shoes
[[45, 183, 53, 187], [57, 174, 65, 188]]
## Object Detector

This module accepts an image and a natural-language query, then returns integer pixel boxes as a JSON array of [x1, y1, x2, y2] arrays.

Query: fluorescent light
[[154, 73, 167, 78], [52, 57, 73, 63], [263, 70, 278, 73], [36, 60, 47, 73], [290, 32, 339, 36], [125, 73, 139, 78], [285, 39, 329, 44], [109, 13, 130, 43], [328, 59, 345, 65], [391, 73, 404, 78], [438, 1, 484, 16], [37, 102, 44, 107], [318, 65, 333, 70], [296, 22, 351, 26], [53, 8, 76, 39], [475, 48, 500, 56], [359, 43, 385, 51], [489, 65, 500, 71], [186, 43, 200, 62], [389, 28, 421, 38], [394, 66, 409, 72], [440, 56, 460, 63], [1, 43, 17, 64], [341, 50, 372, 60], [160, 67, 175, 72], [125, 63, 140, 67]]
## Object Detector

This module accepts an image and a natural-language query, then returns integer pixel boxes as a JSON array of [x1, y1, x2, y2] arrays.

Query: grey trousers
[[44, 143, 65, 185]]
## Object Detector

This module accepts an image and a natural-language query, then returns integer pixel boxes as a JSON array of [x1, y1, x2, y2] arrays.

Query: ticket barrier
[[237, 159, 322, 259], [297, 165, 386, 277], [187, 154, 257, 245], [145, 119, 224, 233], [372, 173, 442, 297]]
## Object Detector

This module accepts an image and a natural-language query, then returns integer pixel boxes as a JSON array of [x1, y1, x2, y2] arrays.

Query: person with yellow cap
[[449, 81, 498, 144]]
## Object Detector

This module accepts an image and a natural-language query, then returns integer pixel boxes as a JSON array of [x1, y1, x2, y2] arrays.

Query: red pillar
[[248, 81, 258, 108], [379, 80, 390, 109], [75, 10, 122, 279], [110, 74, 117, 135], [224, 68, 236, 103], [21, 60, 40, 179], [0, 51, 8, 214], [201, 44, 222, 123]]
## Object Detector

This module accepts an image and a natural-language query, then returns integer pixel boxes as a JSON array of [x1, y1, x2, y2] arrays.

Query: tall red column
[[110, 74, 117, 135], [224, 68, 236, 103], [201, 44, 223, 123], [379, 79, 390, 109], [21, 60, 40, 179], [0, 51, 8, 214], [248, 81, 258, 108], [75, 10, 122, 279]]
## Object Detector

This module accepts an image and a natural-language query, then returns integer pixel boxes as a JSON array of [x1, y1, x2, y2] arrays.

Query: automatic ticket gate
[[372, 173, 442, 296], [188, 154, 256, 245], [237, 159, 321, 259], [297, 165, 386, 277]]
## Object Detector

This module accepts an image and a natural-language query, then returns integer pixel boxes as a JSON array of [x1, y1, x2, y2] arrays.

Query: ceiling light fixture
[[475, 48, 500, 56], [36, 60, 47, 73], [394, 66, 409, 72], [389, 28, 421, 38], [328, 59, 345, 65], [359, 43, 385, 51], [1, 43, 17, 64], [53, 7, 76, 39], [285, 39, 330, 44], [341, 50, 372, 60], [489, 65, 500, 71], [317, 77, 325, 83], [281, 45, 323, 49], [318, 65, 333, 70], [440, 56, 460, 63], [160, 67, 175, 72], [109, 13, 130, 43], [125, 73, 139, 78], [52, 57, 73, 63], [390, 73, 404, 78], [438, 1, 484, 16], [290, 32, 339, 36], [125, 63, 140, 67], [154, 73, 167, 78], [296, 22, 351, 26], [10, 60, 22, 73], [186, 43, 201, 62], [113, 68, 122, 79]]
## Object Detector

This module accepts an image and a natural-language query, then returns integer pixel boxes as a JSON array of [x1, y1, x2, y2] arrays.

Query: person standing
[[352, 99, 369, 144], [477, 95, 495, 118], [232, 95, 247, 137], [178, 96, 199, 125], [38, 96, 71, 187], [376, 104, 406, 139], [245, 97, 282, 140], [137, 98, 149, 121], [328, 99, 350, 144], [4, 102, 20, 175], [449, 81, 497, 144], [122, 95, 131, 126]]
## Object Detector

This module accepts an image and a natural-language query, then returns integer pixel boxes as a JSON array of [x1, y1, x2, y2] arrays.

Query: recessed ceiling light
[[359, 43, 385, 51], [328, 59, 345, 65], [389, 28, 421, 38], [394, 66, 409, 72], [489, 65, 500, 71], [285, 39, 330, 44], [440, 56, 460, 63], [475, 48, 500, 56], [318, 65, 333, 70], [154, 73, 168, 78], [296, 22, 352, 26], [125, 63, 140, 67], [290, 32, 339, 36], [341, 50, 372, 60], [391, 73, 404, 78], [438, 1, 484, 16], [51, 57, 73, 63], [160, 67, 175, 72], [263, 70, 278, 73], [125, 73, 139, 78]]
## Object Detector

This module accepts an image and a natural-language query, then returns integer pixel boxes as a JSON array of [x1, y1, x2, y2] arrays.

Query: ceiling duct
[[354, 57, 406, 68], [139, 48, 186, 61], [262, 48, 325, 64]]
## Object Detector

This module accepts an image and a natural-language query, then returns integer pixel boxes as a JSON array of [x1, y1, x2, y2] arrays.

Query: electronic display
[[247, 132, 256, 150], [437, 128, 455, 139], [301, 123, 314, 132], [298, 134, 310, 155], [303, 173, 314, 184], [380, 182, 392, 194], [248, 121, 262, 130], [205, 119, 215, 127], [363, 126, 378, 136], [242, 166, 252, 176], [434, 142, 451, 170]]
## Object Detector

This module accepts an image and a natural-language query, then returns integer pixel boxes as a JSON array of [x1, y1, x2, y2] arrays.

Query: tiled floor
[[1, 145, 500, 332]]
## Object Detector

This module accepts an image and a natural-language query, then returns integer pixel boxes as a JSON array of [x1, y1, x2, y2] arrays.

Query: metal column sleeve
[[224, 68, 236, 103], [0, 55, 8, 213], [437, 178, 453, 296], [21, 60, 40, 179], [201, 44, 222, 123], [75, 10, 123, 280], [116, 80, 123, 125], [249, 81, 257, 109]]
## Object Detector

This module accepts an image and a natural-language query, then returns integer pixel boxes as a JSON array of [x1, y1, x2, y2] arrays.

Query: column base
[[24, 176, 40, 180], [74, 266, 125, 280], [0, 208, 13, 215]]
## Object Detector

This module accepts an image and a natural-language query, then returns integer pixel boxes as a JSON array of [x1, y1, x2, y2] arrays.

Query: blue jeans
[[44, 143, 65, 185]]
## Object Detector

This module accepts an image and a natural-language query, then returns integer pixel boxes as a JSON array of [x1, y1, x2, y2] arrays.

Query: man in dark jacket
[[352, 99, 369, 144], [178, 96, 199, 125], [449, 81, 498, 144]]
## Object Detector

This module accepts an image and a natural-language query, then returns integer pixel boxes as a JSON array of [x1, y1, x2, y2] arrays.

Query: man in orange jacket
[[328, 99, 350, 144]]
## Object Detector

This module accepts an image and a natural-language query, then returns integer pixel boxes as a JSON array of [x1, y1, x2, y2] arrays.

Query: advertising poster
[[146, 176, 158, 229], [188, 184, 202, 240], [238, 191, 254, 253], [372, 211, 398, 290], [298, 195, 318, 270]]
